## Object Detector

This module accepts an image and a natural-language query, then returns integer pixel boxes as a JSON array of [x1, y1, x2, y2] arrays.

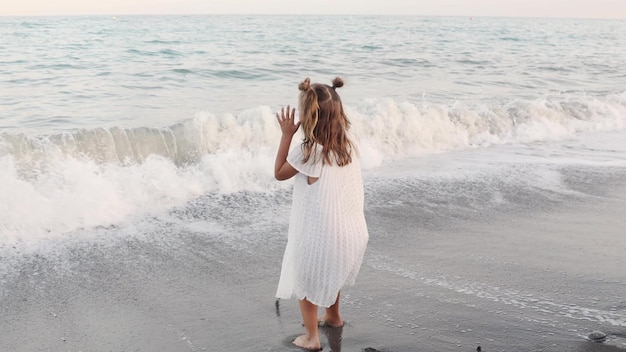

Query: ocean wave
[[171, 68, 194, 75], [2, 93, 625, 170], [211, 69, 266, 80], [146, 39, 182, 45], [350, 93, 626, 167], [1, 94, 625, 241]]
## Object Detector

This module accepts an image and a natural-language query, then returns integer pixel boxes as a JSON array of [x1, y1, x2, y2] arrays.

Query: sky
[[1, 0, 625, 19]]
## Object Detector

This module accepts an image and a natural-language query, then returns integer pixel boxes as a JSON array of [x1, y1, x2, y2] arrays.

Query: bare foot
[[318, 314, 343, 328], [293, 334, 321, 351]]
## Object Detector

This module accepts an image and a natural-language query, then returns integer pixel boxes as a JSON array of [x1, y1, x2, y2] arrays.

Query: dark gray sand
[[1, 166, 625, 352]]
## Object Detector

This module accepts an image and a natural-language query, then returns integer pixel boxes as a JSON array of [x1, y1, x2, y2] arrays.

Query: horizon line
[[1, 13, 625, 20]]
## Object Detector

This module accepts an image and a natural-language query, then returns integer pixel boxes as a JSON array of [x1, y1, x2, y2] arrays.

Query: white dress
[[276, 143, 369, 308]]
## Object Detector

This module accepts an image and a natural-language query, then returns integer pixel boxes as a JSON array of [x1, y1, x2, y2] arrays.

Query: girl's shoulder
[[287, 142, 323, 177]]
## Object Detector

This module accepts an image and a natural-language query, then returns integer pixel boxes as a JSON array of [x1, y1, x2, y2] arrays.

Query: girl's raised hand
[[276, 105, 300, 136]]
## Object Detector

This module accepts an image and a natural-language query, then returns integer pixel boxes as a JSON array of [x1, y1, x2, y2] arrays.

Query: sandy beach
[[1, 156, 625, 352]]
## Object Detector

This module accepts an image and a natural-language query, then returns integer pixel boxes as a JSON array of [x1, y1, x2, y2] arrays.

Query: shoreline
[[1, 166, 625, 351]]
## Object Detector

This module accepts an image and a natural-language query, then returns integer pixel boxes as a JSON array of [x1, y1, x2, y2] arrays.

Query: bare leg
[[293, 299, 321, 350], [319, 291, 343, 327]]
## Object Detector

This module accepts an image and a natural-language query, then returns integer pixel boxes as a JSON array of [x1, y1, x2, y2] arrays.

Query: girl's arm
[[275, 105, 300, 181]]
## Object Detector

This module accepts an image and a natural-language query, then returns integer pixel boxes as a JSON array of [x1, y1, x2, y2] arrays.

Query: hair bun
[[299, 77, 311, 91], [331, 77, 344, 89]]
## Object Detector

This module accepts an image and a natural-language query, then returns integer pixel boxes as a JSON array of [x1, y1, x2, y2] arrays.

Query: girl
[[274, 77, 369, 350]]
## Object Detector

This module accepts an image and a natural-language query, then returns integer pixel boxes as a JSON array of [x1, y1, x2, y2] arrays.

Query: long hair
[[298, 77, 353, 167]]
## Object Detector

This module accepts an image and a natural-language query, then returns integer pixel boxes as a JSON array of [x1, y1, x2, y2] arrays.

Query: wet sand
[[1, 170, 625, 352]]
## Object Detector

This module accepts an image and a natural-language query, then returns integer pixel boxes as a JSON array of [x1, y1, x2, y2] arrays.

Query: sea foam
[[1, 94, 625, 242]]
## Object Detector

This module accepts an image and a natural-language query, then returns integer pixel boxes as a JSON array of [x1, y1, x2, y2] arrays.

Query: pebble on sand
[[588, 331, 607, 342]]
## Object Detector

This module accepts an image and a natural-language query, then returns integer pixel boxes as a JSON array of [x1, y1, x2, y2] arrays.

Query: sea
[[1, 15, 625, 351]]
